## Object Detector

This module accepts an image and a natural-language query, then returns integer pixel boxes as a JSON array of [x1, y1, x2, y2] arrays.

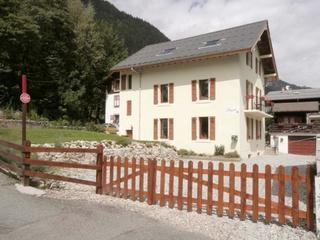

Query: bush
[[177, 148, 196, 156], [214, 145, 225, 156], [84, 122, 105, 132], [115, 138, 132, 146], [224, 151, 240, 158]]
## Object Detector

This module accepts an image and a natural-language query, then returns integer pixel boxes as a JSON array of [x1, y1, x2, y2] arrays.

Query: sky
[[108, 0, 320, 88]]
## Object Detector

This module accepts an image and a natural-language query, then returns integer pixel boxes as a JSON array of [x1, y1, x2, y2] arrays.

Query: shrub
[[177, 149, 196, 156], [214, 145, 225, 156], [224, 151, 240, 158], [115, 138, 132, 146], [85, 122, 105, 132]]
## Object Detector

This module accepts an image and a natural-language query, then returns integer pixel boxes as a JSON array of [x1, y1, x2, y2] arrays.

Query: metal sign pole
[[20, 65, 29, 144]]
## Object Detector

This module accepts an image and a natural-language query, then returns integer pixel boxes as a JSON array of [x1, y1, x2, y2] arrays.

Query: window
[[158, 47, 176, 56], [128, 75, 132, 89], [255, 58, 258, 74], [199, 117, 209, 139], [113, 79, 120, 91], [114, 95, 120, 107], [199, 79, 209, 100], [246, 52, 253, 68], [121, 75, 126, 90], [246, 117, 255, 140], [160, 84, 168, 103], [160, 118, 168, 139]]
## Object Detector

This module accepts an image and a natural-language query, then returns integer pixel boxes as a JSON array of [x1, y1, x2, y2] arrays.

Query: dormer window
[[157, 47, 176, 56], [199, 39, 221, 49]]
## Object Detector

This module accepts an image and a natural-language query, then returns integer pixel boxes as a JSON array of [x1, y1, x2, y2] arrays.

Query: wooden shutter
[[169, 83, 174, 103], [250, 52, 253, 68], [153, 119, 158, 140], [246, 80, 249, 109], [169, 118, 174, 140], [255, 58, 258, 73], [209, 117, 216, 140], [154, 85, 158, 104], [209, 78, 216, 100], [251, 119, 254, 139], [121, 74, 126, 90], [192, 117, 197, 140], [192, 80, 197, 101], [127, 100, 132, 116]]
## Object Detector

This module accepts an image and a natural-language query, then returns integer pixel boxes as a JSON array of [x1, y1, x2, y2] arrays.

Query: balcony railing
[[269, 122, 320, 134]]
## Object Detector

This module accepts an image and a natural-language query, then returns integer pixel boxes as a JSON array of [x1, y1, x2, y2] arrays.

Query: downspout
[[131, 67, 142, 140]]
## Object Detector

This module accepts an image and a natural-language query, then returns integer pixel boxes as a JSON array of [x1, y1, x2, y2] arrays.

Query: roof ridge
[[145, 20, 268, 48]]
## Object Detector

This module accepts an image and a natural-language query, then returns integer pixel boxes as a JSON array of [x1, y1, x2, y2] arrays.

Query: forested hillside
[[265, 79, 310, 93], [0, 0, 169, 123], [82, 0, 169, 54]]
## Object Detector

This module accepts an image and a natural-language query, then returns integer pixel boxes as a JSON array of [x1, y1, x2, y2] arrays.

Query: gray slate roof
[[112, 20, 268, 71], [266, 88, 320, 101]]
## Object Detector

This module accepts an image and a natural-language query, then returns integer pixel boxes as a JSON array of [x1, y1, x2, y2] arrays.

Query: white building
[[105, 20, 278, 158]]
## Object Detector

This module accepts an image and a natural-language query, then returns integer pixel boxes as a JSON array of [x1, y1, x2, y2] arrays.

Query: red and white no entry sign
[[20, 93, 31, 104]]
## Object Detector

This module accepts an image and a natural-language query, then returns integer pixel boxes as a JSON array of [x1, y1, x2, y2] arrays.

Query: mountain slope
[[82, 0, 169, 54], [265, 80, 310, 93]]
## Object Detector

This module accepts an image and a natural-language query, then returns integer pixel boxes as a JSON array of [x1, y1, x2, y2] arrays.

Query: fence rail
[[102, 157, 315, 231], [0, 139, 103, 193]]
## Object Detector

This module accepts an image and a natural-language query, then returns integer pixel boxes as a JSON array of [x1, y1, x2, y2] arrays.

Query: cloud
[[108, 0, 320, 88]]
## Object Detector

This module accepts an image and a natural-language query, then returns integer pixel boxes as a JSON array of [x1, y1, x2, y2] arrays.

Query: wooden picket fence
[[0, 139, 316, 231], [0, 139, 103, 193], [102, 157, 315, 231]]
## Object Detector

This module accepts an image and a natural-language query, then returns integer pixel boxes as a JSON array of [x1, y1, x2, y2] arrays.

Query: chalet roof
[[266, 88, 320, 101], [111, 20, 277, 79]]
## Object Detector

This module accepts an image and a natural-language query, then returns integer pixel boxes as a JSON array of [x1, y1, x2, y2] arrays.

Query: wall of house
[[118, 55, 242, 156], [105, 93, 120, 125], [239, 46, 266, 158]]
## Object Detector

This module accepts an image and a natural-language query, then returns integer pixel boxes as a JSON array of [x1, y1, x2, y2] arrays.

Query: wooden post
[[187, 161, 193, 212], [101, 156, 107, 194], [252, 164, 259, 222], [217, 162, 224, 217], [291, 166, 299, 227], [168, 160, 175, 208], [116, 157, 121, 197], [207, 162, 213, 215], [95, 144, 103, 194], [131, 158, 137, 201], [124, 157, 129, 199], [278, 165, 285, 225], [265, 165, 272, 224], [197, 161, 203, 214], [228, 163, 235, 218], [147, 159, 157, 205], [22, 140, 31, 186], [240, 163, 247, 221], [139, 158, 144, 202], [306, 165, 315, 231], [109, 156, 114, 195], [159, 160, 166, 207], [177, 160, 184, 210]]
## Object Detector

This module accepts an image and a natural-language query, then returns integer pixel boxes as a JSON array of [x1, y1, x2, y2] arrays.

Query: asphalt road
[[0, 173, 210, 240]]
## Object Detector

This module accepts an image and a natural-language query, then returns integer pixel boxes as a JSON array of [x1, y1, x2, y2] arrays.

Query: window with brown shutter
[[192, 117, 197, 140], [246, 80, 249, 110], [128, 75, 132, 89], [210, 78, 216, 100], [192, 80, 197, 101], [255, 87, 259, 110], [199, 117, 209, 139], [169, 83, 174, 103], [153, 119, 158, 140], [160, 119, 168, 139], [127, 100, 132, 116], [154, 85, 158, 104], [169, 118, 174, 140], [121, 74, 126, 90], [209, 117, 216, 140]]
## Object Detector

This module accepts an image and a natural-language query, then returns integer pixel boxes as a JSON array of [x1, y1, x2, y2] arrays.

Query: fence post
[[95, 144, 103, 194], [147, 159, 157, 205], [22, 140, 31, 186]]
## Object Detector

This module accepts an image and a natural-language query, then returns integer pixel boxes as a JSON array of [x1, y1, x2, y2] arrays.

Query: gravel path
[[45, 185, 316, 240]]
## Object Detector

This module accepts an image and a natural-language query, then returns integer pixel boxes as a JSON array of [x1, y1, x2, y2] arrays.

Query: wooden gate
[[102, 157, 315, 231]]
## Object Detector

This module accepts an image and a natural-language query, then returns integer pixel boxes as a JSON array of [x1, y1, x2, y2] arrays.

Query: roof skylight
[[199, 39, 221, 49], [157, 47, 176, 56]]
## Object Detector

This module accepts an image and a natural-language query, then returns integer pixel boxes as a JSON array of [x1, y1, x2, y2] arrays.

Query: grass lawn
[[0, 127, 129, 144]]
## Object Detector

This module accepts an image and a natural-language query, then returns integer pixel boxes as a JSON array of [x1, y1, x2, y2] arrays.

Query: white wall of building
[[108, 51, 267, 158], [270, 134, 289, 154], [105, 93, 120, 125]]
